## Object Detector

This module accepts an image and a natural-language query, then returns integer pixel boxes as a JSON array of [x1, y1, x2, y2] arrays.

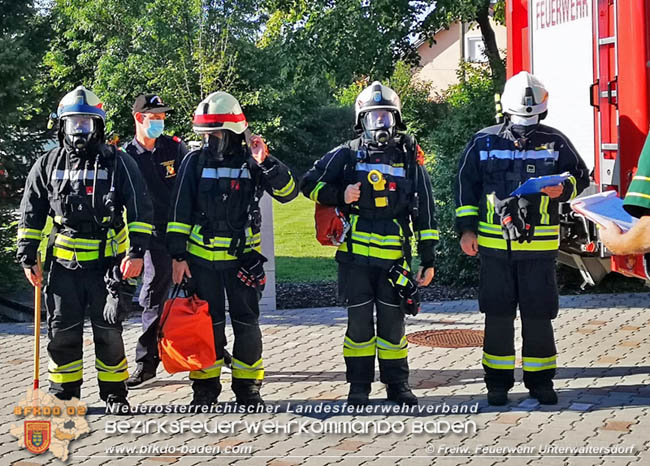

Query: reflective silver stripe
[[202, 167, 251, 179], [52, 169, 109, 181], [479, 150, 559, 162], [355, 163, 405, 177]]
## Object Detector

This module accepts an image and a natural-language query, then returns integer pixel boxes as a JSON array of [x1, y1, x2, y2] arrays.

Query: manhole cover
[[407, 329, 484, 348]]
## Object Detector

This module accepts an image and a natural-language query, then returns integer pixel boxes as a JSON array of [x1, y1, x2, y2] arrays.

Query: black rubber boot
[[126, 363, 157, 389], [233, 379, 264, 407], [529, 386, 558, 405], [190, 381, 221, 406], [347, 383, 371, 406], [105, 394, 130, 415], [386, 383, 418, 405], [487, 389, 509, 406]]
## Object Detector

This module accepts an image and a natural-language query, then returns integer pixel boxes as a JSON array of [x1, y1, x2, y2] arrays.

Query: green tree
[[416, 0, 506, 88]]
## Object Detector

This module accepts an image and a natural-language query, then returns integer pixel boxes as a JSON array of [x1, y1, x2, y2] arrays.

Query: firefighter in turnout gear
[[123, 94, 188, 388], [455, 72, 589, 405], [301, 81, 438, 406], [17, 86, 153, 409], [167, 91, 298, 406]]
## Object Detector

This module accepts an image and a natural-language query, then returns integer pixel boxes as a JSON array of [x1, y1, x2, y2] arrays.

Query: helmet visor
[[362, 110, 395, 131], [64, 115, 96, 135]]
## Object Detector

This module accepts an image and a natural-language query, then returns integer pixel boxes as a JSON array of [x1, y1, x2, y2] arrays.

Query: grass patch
[[273, 195, 337, 283]]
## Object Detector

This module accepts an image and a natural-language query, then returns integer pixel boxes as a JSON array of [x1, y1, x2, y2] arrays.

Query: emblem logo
[[373, 90, 382, 102], [161, 160, 176, 178], [526, 164, 536, 173], [24, 421, 51, 454]]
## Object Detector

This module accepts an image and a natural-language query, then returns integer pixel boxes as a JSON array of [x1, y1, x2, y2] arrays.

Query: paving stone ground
[[1, 292, 649, 465]]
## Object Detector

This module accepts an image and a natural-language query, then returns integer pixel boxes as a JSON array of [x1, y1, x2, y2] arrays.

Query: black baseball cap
[[132, 94, 172, 114]]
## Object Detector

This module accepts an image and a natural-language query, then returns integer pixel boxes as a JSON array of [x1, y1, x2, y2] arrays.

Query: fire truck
[[506, 0, 650, 286]]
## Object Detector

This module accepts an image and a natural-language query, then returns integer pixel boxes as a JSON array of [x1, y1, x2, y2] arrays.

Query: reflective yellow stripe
[[231, 358, 264, 380], [534, 225, 560, 236], [478, 234, 560, 251], [415, 229, 440, 241], [343, 336, 376, 357], [273, 175, 296, 197], [376, 336, 408, 360], [167, 222, 192, 235], [187, 242, 261, 261], [52, 247, 100, 261], [189, 359, 224, 380], [96, 358, 128, 382], [626, 192, 650, 200], [486, 193, 495, 223], [309, 181, 326, 203], [128, 222, 153, 235], [633, 175, 650, 182], [455, 205, 479, 217], [522, 355, 557, 372], [48, 359, 83, 384], [338, 242, 403, 260], [478, 221, 502, 235], [338, 215, 403, 260], [539, 195, 550, 225], [568, 176, 577, 200], [482, 352, 515, 370], [55, 235, 101, 250], [17, 228, 42, 240]]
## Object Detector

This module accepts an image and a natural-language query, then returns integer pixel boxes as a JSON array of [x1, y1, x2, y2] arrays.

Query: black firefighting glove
[[493, 193, 527, 241], [517, 197, 536, 243], [103, 265, 137, 324], [388, 263, 421, 316], [237, 250, 268, 291]]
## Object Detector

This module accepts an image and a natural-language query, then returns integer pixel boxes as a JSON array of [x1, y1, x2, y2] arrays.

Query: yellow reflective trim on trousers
[[343, 336, 376, 358], [128, 222, 153, 235], [309, 181, 326, 203], [376, 336, 408, 360], [273, 175, 296, 197], [482, 352, 515, 370], [633, 175, 650, 182], [189, 359, 224, 380], [568, 176, 577, 200], [48, 359, 83, 383], [539, 195, 550, 225], [478, 235, 559, 251], [18, 228, 42, 240], [95, 358, 128, 382], [415, 229, 440, 241], [167, 222, 191, 235], [522, 355, 557, 372], [486, 193, 495, 223], [455, 205, 479, 217], [231, 358, 264, 380]]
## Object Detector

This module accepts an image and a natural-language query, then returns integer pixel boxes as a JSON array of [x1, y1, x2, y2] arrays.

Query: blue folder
[[510, 172, 571, 197], [570, 191, 639, 232]]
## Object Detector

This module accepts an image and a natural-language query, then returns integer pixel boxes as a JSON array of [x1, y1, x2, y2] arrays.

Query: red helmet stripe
[[193, 113, 246, 124]]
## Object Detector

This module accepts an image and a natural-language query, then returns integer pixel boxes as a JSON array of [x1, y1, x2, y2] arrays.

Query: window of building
[[465, 36, 488, 63]]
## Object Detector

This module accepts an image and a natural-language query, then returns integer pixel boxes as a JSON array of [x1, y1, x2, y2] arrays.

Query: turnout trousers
[[339, 263, 409, 384], [188, 261, 263, 397], [478, 255, 559, 391], [44, 261, 128, 401], [134, 232, 173, 371]]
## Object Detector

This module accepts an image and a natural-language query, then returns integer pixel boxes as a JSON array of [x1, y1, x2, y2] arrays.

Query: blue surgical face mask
[[145, 119, 164, 139]]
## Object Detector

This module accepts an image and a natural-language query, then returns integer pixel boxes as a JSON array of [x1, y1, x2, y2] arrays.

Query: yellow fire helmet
[[192, 91, 248, 135]]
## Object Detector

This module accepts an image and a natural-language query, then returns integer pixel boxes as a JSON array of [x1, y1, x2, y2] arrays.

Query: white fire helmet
[[500, 71, 548, 117], [192, 91, 248, 135], [354, 81, 405, 132]]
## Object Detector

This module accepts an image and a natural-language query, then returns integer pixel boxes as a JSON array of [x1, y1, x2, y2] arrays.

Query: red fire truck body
[[506, 0, 650, 285]]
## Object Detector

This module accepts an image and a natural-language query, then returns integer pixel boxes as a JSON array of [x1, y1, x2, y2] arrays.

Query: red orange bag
[[158, 286, 216, 374], [315, 204, 350, 246]]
